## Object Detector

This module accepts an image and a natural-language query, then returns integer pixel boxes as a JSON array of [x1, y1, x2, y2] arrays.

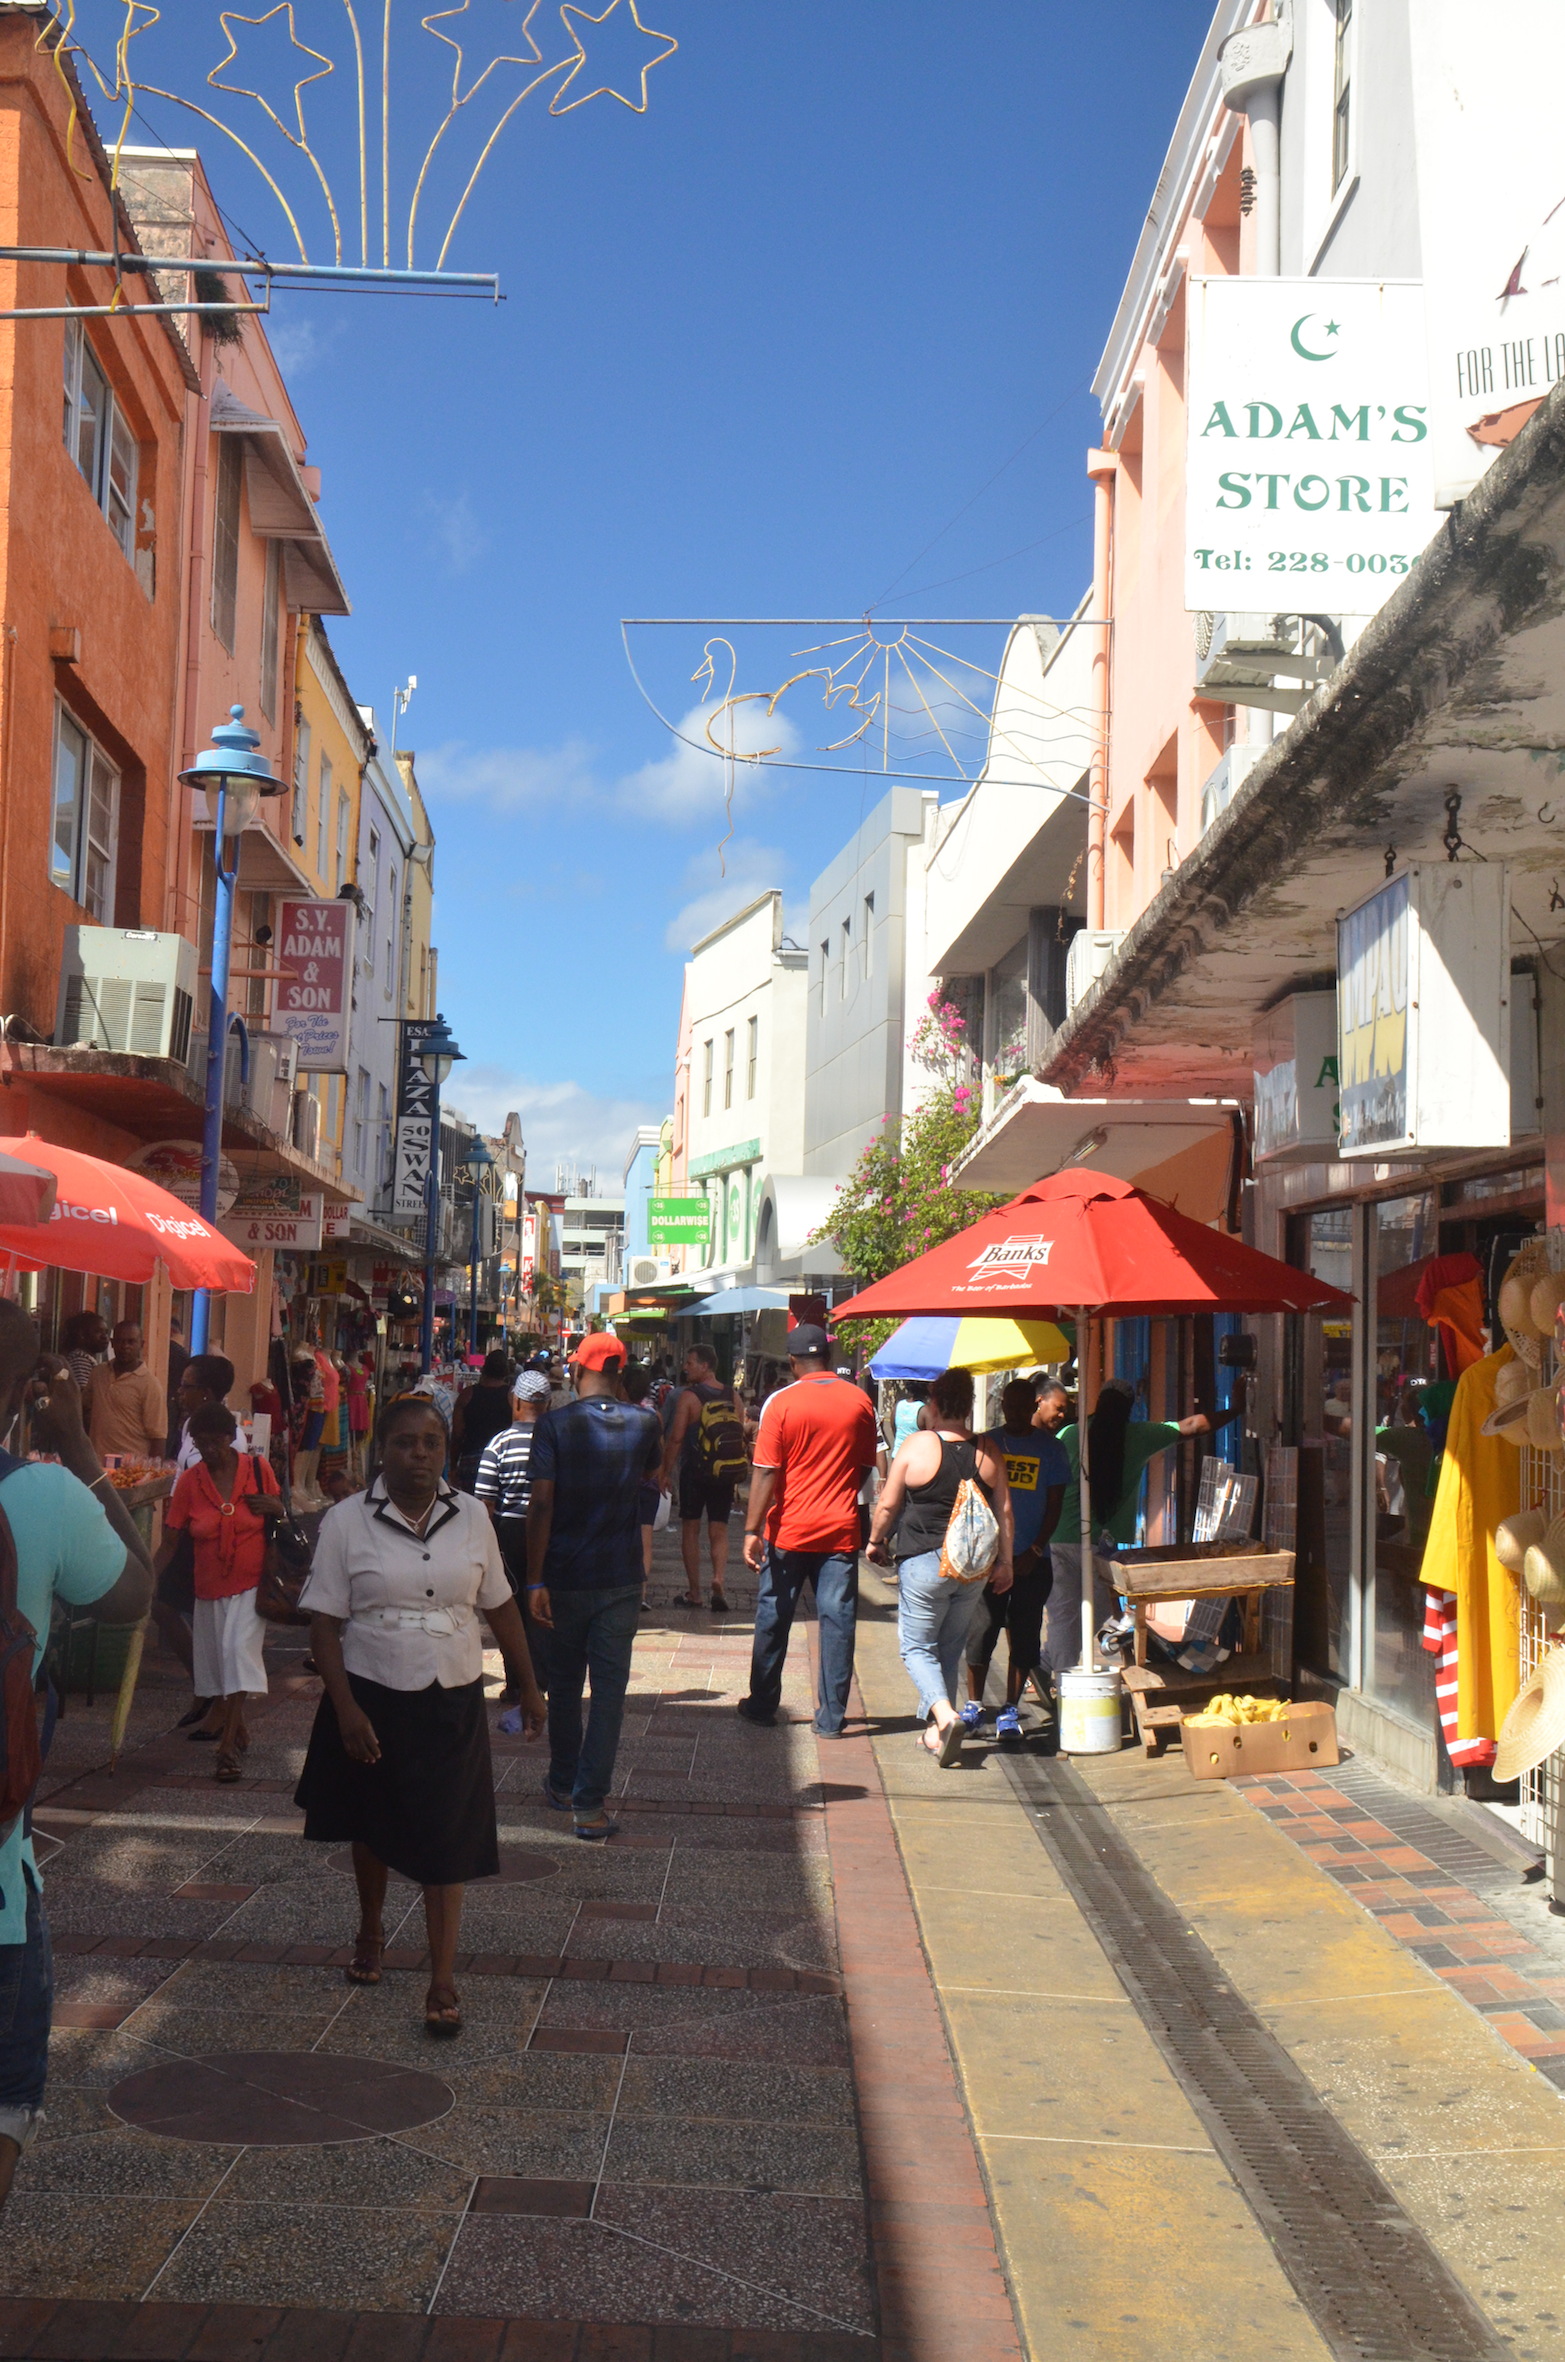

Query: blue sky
[[103, 0, 1213, 1179]]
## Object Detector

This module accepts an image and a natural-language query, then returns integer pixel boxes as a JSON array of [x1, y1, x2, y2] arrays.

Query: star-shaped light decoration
[[423, 0, 560, 106], [550, 0, 677, 115], [209, 4, 333, 149]]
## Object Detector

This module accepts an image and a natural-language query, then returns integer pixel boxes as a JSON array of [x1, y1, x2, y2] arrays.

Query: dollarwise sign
[[648, 1196, 712, 1242], [1185, 278, 1439, 616], [275, 901, 354, 1074]]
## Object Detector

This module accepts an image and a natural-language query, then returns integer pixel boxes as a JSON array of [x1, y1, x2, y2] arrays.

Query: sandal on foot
[[424, 1986, 462, 2036], [214, 1750, 242, 1783], [346, 1937, 384, 1987], [709, 1589, 729, 1613], [936, 1717, 965, 1767]]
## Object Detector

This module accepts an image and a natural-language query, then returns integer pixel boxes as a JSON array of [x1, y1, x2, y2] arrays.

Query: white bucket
[[1059, 1664, 1123, 1754]]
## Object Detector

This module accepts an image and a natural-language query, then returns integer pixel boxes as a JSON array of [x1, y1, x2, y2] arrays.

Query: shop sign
[[219, 1187, 324, 1252], [275, 901, 354, 1073], [1184, 277, 1438, 617], [128, 1139, 240, 1218], [392, 1030, 434, 1217], [1411, 3, 1565, 505], [1336, 864, 1511, 1157], [649, 1195, 713, 1242], [322, 1199, 353, 1241], [310, 1258, 349, 1296], [1252, 992, 1338, 1162]]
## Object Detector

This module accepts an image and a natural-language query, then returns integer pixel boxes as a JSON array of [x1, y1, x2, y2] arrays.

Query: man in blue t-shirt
[[525, 1332, 661, 1842], [963, 1377, 1070, 1743], [0, 1303, 152, 2209]]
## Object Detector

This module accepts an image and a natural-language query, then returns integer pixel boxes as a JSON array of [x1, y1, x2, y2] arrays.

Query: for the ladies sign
[[1185, 277, 1439, 616], [276, 899, 354, 1073]]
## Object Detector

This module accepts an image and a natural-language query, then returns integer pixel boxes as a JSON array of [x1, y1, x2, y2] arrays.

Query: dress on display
[[1418, 1346, 1521, 1769]]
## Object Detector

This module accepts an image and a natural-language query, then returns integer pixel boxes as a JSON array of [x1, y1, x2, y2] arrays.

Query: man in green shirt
[[1046, 1380, 1209, 1678]]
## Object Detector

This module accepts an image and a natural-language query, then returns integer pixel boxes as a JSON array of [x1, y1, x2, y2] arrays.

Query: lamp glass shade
[[204, 777, 262, 835]]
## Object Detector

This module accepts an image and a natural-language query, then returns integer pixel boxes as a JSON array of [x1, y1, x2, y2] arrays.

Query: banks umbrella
[[833, 1170, 1350, 1665], [0, 1136, 256, 1293], [867, 1315, 1072, 1380]]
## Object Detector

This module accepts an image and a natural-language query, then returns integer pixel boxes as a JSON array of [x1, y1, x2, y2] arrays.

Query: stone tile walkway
[[2, 1530, 1018, 2360]]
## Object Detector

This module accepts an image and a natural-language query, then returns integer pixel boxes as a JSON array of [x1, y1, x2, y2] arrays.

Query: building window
[[316, 750, 333, 879], [863, 892, 874, 980], [746, 1013, 758, 1099], [1332, 0, 1354, 192], [840, 916, 851, 998], [365, 828, 380, 971], [701, 1037, 714, 1118], [385, 863, 397, 994], [50, 706, 119, 921], [323, 1071, 343, 1146], [819, 939, 830, 1014], [291, 716, 310, 844], [63, 319, 138, 564], [259, 540, 282, 720], [723, 1028, 735, 1110], [352, 1066, 370, 1172], [244, 890, 271, 1019], [335, 787, 350, 892], [211, 435, 242, 651]]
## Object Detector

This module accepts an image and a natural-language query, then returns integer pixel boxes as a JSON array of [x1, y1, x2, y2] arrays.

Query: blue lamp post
[[464, 1137, 495, 1357], [178, 706, 284, 1354], [414, 1014, 464, 1373]]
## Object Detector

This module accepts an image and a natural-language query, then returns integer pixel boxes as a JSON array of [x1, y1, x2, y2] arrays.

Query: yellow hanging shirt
[[1418, 1345, 1521, 1745]]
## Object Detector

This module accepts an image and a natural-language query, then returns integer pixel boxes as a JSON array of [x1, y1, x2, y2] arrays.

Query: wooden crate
[[1179, 1700, 1340, 1781]]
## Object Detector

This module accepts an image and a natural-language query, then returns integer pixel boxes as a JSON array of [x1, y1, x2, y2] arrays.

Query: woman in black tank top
[[867, 1368, 1013, 1765]]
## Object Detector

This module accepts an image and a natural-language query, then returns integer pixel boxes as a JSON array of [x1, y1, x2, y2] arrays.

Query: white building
[[681, 891, 808, 1281]]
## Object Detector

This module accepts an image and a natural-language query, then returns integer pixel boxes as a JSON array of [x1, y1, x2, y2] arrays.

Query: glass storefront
[[1369, 1193, 1439, 1726], [1292, 1207, 1356, 1684]]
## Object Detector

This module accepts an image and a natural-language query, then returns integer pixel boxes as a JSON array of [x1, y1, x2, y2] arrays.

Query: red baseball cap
[[572, 1332, 627, 1372]]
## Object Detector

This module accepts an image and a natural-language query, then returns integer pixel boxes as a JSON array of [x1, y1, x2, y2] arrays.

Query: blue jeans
[[897, 1551, 984, 1719], [747, 1547, 857, 1733], [544, 1585, 640, 1816], [0, 1878, 52, 2151]]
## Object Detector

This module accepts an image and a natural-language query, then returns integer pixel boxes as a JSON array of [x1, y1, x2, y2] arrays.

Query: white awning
[[211, 380, 350, 617], [951, 1076, 1241, 1202]]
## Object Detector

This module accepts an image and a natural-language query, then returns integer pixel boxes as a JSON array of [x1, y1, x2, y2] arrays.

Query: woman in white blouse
[[295, 1395, 546, 2035]]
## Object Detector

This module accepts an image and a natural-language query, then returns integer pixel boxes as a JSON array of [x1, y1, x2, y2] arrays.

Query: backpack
[[695, 1388, 748, 1482], [0, 1450, 40, 1844], [940, 1473, 1001, 1585]]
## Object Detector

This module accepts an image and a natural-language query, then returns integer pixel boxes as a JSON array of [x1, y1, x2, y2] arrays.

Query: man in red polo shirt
[[739, 1325, 878, 1737]]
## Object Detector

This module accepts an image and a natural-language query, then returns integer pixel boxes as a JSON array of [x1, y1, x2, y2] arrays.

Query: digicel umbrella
[[0, 1152, 56, 1227], [0, 1136, 256, 1293], [833, 1170, 1351, 1669]]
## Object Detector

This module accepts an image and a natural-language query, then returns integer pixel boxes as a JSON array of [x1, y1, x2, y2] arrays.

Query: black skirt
[[294, 1672, 499, 1886]]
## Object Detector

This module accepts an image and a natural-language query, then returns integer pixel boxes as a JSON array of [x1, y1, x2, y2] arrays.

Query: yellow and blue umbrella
[[867, 1314, 1071, 1380]]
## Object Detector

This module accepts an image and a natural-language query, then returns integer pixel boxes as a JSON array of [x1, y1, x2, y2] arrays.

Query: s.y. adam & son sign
[[1184, 278, 1440, 618]]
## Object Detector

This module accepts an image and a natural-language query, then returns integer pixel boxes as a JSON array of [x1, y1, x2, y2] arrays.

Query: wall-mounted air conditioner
[[292, 1089, 320, 1160], [1065, 929, 1125, 1016], [1198, 743, 1263, 838], [626, 1255, 661, 1288], [56, 928, 195, 1061]]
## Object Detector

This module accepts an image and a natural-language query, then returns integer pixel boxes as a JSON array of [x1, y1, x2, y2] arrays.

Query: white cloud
[[423, 489, 488, 576], [447, 1067, 664, 1180], [266, 315, 322, 378], [618, 699, 799, 823], [418, 736, 598, 811], [664, 835, 788, 954]]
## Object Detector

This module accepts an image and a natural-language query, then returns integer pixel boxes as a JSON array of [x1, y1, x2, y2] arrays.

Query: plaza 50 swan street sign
[[1185, 278, 1440, 617]]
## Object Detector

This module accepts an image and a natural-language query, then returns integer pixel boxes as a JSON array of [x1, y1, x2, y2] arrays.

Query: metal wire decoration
[[31, 0, 678, 282]]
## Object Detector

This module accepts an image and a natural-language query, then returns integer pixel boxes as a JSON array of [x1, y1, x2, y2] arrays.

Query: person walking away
[[739, 1326, 878, 1739], [658, 1343, 745, 1612], [868, 1367, 1012, 1764], [346, 1352, 374, 1483], [621, 1362, 661, 1608], [318, 1352, 350, 1500], [476, 1371, 551, 1710], [60, 1309, 108, 1392], [291, 1349, 329, 1509], [964, 1378, 1068, 1743], [525, 1333, 661, 1841], [1048, 1380, 1209, 1678], [0, 1312, 151, 2210], [891, 1385, 926, 1453], [451, 1351, 514, 1493], [84, 1321, 167, 1464], [295, 1396, 544, 2034], [158, 1353, 237, 1731], [155, 1404, 281, 1782]]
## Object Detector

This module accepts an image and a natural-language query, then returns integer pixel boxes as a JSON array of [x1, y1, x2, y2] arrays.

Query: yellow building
[[290, 619, 371, 1180], [394, 749, 437, 1024]]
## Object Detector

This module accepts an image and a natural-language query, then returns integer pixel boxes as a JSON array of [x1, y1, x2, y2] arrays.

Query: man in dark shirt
[[526, 1333, 661, 1841]]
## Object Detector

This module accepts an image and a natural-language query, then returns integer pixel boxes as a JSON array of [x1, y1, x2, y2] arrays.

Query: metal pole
[[420, 1075, 442, 1375], [469, 1177, 481, 1358], [1078, 1308, 1096, 1673], [191, 785, 234, 1356]]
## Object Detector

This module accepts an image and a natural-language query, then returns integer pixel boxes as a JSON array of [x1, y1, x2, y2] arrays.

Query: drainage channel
[[998, 1747, 1510, 2362]]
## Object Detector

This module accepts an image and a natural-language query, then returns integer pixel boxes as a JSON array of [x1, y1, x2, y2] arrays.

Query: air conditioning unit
[[1065, 929, 1125, 1016], [56, 928, 195, 1061], [626, 1255, 660, 1288], [1198, 743, 1264, 837], [292, 1088, 320, 1160], [1193, 613, 1332, 713]]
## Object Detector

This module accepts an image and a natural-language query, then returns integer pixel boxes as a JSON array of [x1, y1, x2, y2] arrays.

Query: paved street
[[3, 1529, 1564, 2359]]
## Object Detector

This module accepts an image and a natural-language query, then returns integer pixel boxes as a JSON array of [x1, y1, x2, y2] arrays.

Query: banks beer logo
[[969, 1236, 1053, 1275]]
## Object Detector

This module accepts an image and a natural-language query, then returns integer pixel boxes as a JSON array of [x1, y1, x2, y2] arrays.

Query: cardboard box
[[1179, 1700, 1339, 1781]]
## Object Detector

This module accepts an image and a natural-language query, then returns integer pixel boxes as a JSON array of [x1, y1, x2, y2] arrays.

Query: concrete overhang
[[211, 381, 350, 617], [1041, 379, 1565, 1101], [753, 1175, 845, 1284], [8, 1046, 347, 1195], [952, 1077, 1241, 1218]]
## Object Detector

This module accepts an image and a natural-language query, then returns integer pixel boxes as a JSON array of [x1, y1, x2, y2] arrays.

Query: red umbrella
[[0, 1135, 256, 1294], [834, 1170, 1351, 1675], [831, 1169, 1349, 1321], [0, 1152, 56, 1228]]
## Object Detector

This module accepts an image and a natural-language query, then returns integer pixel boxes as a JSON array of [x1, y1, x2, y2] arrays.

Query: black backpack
[[694, 1388, 748, 1482]]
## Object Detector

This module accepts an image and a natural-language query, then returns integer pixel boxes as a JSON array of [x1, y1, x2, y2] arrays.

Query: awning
[[952, 1078, 1242, 1219], [211, 380, 350, 617], [688, 1286, 791, 1315]]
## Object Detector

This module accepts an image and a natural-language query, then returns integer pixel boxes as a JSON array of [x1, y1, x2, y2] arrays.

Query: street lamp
[[414, 1014, 464, 1374], [178, 707, 284, 1354], [463, 1138, 495, 1357]]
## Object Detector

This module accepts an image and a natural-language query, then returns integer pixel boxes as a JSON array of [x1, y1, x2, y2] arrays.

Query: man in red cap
[[525, 1331, 662, 1840]]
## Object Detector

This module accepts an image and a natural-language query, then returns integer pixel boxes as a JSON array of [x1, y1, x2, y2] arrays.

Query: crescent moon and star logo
[[1290, 313, 1341, 362]]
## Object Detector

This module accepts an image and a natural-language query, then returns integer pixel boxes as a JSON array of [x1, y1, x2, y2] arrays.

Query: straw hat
[[1529, 1270, 1565, 1335], [1482, 1360, 1536, 1440], [1527, 1389, 1565, 1453], [1493, 1644, 1565, 1783], [1499, 1239, 1550, 1366], [1523, 1539, 1565, 1606], [1495, 1508, 1548, 1572]]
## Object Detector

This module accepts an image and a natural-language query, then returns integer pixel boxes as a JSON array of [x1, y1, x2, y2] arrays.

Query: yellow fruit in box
[[1184, 1693, 1291, 1728]]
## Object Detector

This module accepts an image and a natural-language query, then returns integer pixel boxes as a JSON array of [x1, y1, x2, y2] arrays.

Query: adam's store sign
[[275, 900, 353, 1074], [1185, 279, 1439, 616]]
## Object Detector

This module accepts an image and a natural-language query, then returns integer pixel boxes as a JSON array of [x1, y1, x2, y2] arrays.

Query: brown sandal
[[214, 1749, 242, 1783], [346, 1935, 383, 1987], [424, 1984, 462, 2037]]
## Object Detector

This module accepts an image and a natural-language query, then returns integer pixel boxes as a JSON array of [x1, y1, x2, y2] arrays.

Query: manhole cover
[[108, 2052, 452, 2146], [323, 1845, 559, 1884]]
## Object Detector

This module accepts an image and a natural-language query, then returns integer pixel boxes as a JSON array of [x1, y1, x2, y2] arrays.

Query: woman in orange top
[[156, 1401, 282, 1781]]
